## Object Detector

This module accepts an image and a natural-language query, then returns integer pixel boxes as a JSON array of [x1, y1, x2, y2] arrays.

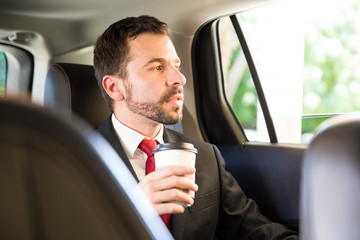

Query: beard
[[124, 82, 183, 125]]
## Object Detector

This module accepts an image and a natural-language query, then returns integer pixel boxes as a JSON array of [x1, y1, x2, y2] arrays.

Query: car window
[[219, 0, 360, 144], [0, 45, 33, 98], [0, 51, 6, 97]]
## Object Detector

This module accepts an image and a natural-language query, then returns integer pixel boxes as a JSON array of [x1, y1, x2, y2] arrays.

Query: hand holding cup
[[153, 142, 198, 206]]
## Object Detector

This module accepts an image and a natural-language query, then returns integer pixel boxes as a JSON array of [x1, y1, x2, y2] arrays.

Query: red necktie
[[138, 139, 172, 230]]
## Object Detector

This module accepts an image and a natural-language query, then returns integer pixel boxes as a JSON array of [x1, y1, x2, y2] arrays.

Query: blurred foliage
[[302, 0, 360, 132], [231, 15, 259, 130], [0, 52, 6, 97], [230, 51, 257, 129], [225, 0, 360, 137], [301, 115, 332, 133], [221, 16, 258, 131]]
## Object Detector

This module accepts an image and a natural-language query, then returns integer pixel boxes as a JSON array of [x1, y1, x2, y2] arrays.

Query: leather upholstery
[[301, 115, 360, 240], [44, 63, 110, 127], [0, 98, 172, 240]]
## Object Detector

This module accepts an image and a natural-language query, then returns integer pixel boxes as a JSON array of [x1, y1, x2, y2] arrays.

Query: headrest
[[44, 63, 110, 127], [301, 114, 360, 240]]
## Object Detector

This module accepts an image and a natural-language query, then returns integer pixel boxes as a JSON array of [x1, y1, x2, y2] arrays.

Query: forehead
[[127, 33, 180, 62]]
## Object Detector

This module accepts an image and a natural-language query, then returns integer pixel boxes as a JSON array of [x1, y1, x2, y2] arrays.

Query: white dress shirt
[[111, 114, 164, 181]]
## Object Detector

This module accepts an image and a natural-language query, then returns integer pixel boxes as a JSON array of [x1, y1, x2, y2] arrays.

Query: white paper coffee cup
[[153, 142, 197, 205]]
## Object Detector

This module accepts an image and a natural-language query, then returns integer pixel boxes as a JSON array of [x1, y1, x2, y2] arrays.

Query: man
[[93, 15, 298, 239]]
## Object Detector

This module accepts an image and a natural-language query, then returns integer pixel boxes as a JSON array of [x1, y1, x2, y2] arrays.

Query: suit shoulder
[[166, 128, 213, 149]]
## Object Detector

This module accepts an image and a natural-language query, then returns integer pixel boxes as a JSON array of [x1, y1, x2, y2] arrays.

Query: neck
[[113, 111, 162, 139]]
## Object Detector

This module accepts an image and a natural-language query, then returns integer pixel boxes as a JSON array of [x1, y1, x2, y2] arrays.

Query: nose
[[166, 66, 186, 87]]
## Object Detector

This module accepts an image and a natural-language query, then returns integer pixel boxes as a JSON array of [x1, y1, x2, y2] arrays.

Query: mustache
[[159, 86, 183, 103]]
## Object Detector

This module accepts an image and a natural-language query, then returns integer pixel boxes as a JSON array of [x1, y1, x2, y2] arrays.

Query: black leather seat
[[300, 115, 360, 240], [0, 98, 172, 240], [44, 63, 110, 127]]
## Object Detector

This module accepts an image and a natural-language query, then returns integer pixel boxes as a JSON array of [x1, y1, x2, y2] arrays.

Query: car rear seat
[[44, 63, 110, 127]]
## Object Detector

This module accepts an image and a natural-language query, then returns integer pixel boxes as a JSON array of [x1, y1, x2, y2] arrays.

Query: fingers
[[138, 165, 198, 215], [140, 165, 197, 193], [149, 187, 194, 205], [152, 188, 195, 215], [143, 174, 198, 193], [146, 165, 196, 180], [154, 202, 186, 215]]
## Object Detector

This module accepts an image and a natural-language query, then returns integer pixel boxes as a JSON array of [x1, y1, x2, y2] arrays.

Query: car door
[[191, 9, 306, 231]]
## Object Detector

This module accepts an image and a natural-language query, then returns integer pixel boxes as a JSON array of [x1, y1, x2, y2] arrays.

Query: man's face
[[123, 33, 186, 125]]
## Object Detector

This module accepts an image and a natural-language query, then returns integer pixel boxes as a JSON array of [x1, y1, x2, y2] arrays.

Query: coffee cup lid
[[153, 142, 198, 154]]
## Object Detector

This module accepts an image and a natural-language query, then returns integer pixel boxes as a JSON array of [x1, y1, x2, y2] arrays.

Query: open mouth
[[167, 94, 184, 106]]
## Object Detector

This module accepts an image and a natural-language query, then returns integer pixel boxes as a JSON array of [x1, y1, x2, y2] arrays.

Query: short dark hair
[[93, 15, 170, 111]]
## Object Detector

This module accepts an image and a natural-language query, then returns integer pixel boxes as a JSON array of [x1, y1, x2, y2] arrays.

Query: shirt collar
[[111, 114, 164, 158]]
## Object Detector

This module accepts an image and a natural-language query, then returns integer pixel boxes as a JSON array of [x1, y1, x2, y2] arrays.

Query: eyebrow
[[143, 58, 181, 68]]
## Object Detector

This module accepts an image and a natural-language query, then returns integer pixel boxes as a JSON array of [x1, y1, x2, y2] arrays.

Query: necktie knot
[[138, 139, 157, 157], [138, 139, 158, 175]]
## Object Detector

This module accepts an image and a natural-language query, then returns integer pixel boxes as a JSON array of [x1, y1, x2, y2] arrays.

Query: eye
[[154, 65, 164, 71]]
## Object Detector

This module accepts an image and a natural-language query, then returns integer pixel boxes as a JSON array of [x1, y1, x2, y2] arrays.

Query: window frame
[[193, 19, 245, 146], [192, 15, 278, 145], [0, 44, 33, 97], [228, 15, 278, 143]]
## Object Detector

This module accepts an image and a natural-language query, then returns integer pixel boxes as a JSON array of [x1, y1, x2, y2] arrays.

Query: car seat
[[0, 98, 172, 240], [44, 63, 110, 127], [300, 114, 360, 240]]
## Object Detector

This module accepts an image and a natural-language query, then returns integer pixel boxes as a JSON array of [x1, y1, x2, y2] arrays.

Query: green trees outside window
[[0, 52, 6, 97], [221, 0, 360, 143]]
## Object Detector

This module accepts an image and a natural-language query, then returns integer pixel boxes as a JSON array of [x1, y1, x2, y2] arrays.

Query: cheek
[[127, 72, 166, 101], [139, 83, 165, 98], [130, 83, 163, 102]]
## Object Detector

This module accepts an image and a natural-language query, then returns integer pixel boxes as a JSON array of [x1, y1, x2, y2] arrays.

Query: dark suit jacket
[[98, 116, 299, 240]]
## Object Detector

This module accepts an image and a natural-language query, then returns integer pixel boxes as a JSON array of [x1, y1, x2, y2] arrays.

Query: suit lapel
[[99, 121, 188, 238], [98, 116, 139, 181]]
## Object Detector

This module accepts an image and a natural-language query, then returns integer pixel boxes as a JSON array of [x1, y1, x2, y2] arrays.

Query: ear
[[102, 75, 124, 101]]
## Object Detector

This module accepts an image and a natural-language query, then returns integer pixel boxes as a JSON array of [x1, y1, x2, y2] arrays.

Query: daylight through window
[[220, 0, 360, 143]]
